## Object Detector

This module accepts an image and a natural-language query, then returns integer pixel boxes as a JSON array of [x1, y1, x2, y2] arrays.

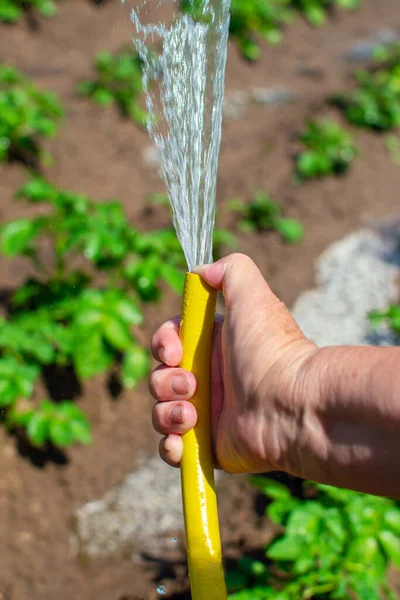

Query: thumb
[[192, 253, 280, 310]]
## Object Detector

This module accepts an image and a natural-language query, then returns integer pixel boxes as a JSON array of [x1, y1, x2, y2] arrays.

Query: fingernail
[[170, 405, 183, 424], [192, 264, 210, 274], [170, 374, 189, 395]]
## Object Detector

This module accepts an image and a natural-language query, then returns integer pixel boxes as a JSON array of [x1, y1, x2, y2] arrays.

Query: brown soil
[[1, 0, 400, 598]]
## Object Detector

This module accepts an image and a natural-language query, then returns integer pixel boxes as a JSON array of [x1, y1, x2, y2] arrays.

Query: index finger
[[151, 316, 182, 366]]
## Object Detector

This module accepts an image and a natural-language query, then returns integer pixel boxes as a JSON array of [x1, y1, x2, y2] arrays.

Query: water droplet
[[157, 585, 167, 595], [172, 537, 178, 543]]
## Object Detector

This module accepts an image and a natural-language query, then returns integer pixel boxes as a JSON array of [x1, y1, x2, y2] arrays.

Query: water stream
[[131, 0, 231, 271]]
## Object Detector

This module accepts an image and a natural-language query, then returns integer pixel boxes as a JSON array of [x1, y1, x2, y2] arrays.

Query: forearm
[[297, 346, 400, 498]]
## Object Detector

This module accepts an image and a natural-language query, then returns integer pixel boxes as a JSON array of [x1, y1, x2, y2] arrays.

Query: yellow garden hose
[[179, 272, 227, 600]]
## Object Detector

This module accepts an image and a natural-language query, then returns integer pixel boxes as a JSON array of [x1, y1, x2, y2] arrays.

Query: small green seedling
[[0, 64, 63, 165], [181, 0, 294, 61], [334, 71, 400, 131], [0, 0, 57, 23], [227, 476, 400, 599], [229, 191, 304, 243], [8, 400, 91, 448], [181, 0, 359, 61], [179, 0, 213, 24], [0, 355, 39, 409], [0, 177, 189, 448], [78, 49, 147, 125], [225, 0, 294, 60], [368, 305, 400, 335], [296, 119, 358, 180], [291, 0, 358, 27], [334, 43, 400, 131]]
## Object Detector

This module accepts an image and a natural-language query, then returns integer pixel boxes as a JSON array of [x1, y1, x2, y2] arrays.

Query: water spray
[[132, 1, 230, 597]]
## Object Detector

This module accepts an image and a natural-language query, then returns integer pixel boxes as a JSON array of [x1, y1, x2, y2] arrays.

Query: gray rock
[[143, 144, 162, 169], [293, 65, 325, 79], [72, 456, 184, 560], [250, 87, 297, 105], [222, 87, 298, 120], [222, 90, 249, 120], [72, 455, 224, 561], [292, 229, 400, 346], [341, 28, 400, 63]]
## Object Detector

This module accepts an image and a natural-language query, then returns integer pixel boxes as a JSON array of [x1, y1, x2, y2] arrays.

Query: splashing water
[[131, 0, 231, 271], [157, 584, 167, 595]]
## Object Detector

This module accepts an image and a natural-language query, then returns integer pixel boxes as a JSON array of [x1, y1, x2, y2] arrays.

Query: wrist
[[288, 346, 364, 487], [291, 345, 400, 495], [259, 339, 321, 478], [287, 346, 333, 481]]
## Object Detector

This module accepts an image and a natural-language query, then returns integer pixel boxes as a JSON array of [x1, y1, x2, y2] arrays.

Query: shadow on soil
[[15, 433, 69, 468]]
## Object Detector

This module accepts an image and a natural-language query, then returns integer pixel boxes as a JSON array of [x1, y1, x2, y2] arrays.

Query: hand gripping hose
[[179, 273, 227, 600]]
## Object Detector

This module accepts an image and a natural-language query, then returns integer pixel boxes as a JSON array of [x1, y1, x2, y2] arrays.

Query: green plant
[[78, 49, 147, 125], [0, 0, 57, 23], [181, 0, 294, 61], [296, 119, 357, 180], [0, 64, 63, 165], [227, 476, 400, 599], [334, 43, 400, 131], [8, 400, 91, 447], [213, 227, 239, 255], [291, 0, 358, 27], [181, 0, 359, 61], [368, 305, 400, 337], [229, 191, 304, 243], [0, 177, 188, 447], [334, 71, 400, 131], [226, 0, 294, 60]]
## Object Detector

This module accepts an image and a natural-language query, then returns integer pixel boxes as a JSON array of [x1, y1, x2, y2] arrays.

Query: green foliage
[[334, 43, 400, 131], [291, 0, 358, 28], [0, 177, 189, 447], [0, 0, 57, 23], [8, 400, 91, 447], [296, 119, 357, 180], [0, 64, 63, 165], [181, 0, 359, 61], [334, 71, 400, 131], [227, 0, 294, 61], [213, 227, 239, 256], [181, 0, 293, 61], [0, 356, 39, 408], [373, 42, 400, 65], [368, 304, 400, 336], [229, 191, 304, 243], [78, 50, 147, 125], [228, 476, 400, 599]]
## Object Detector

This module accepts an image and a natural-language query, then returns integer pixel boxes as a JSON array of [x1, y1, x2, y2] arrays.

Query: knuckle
[[149, 367, 169, 400], [152, 403, 166, 432], [230, 252, 254, 267], [148, 373, 160, 399]]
